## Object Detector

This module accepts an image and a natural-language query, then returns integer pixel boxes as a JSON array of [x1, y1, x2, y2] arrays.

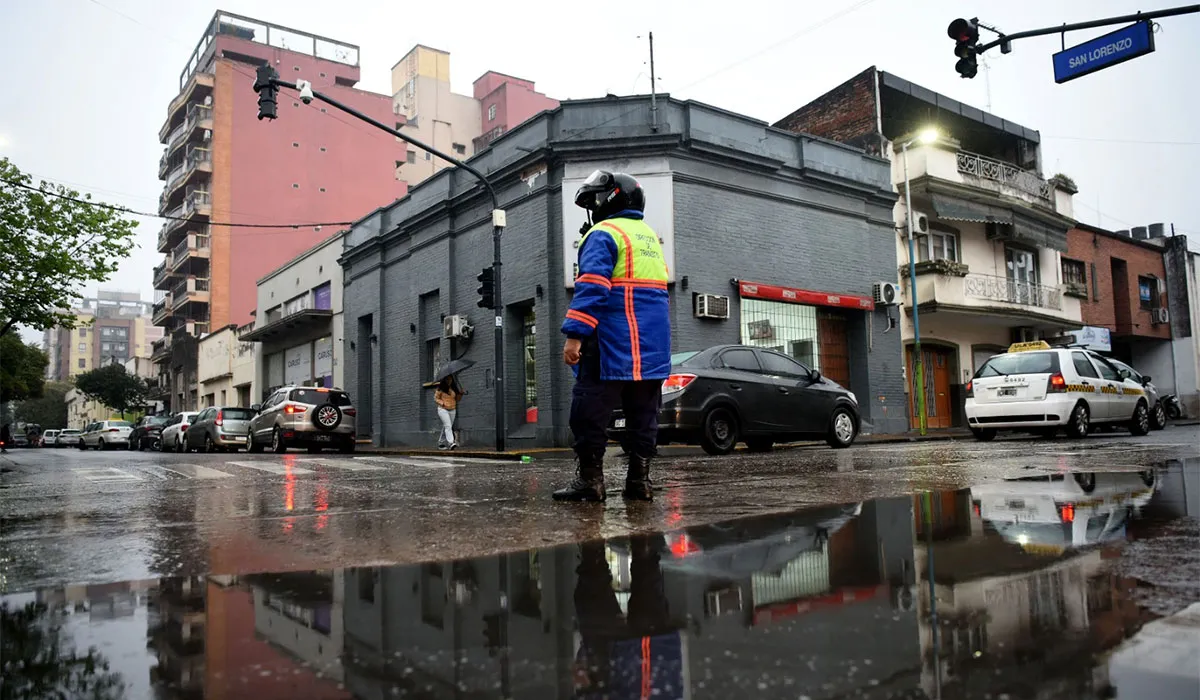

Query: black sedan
[[128, 414, 169, 451], [609, 345, 861, 454]]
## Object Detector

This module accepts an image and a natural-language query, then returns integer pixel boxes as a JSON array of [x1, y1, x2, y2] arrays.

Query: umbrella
[[433, 359, 475, 382]]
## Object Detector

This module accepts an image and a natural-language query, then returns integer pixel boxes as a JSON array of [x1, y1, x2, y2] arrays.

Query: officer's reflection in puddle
[[572, 534, 683, 699]]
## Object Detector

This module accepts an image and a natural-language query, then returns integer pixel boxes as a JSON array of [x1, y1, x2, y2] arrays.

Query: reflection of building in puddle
[[249, 571, 344, 682], [37, 579, 157, 619], [915, 487, 1147, 697], [148, 575, 207, 696]]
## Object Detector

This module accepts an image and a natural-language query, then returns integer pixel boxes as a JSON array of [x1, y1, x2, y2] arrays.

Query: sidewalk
[[355, 428, 976, 460]]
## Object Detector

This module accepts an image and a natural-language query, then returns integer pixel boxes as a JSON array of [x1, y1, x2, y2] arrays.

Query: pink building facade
[[472, 72, 559, 151]]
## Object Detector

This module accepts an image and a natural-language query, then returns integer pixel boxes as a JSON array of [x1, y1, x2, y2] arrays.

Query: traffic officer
[[555, 170, 671, 503]]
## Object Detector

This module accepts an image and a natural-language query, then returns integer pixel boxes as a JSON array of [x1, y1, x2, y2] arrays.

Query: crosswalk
[[70, 455, 512, 482]]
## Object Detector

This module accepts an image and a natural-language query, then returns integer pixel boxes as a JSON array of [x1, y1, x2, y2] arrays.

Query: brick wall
[[1065, 226, 1169, 339], [773, 67, 883, 156]]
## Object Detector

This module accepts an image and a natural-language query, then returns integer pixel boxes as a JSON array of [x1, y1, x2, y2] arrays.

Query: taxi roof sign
[[1008, 340, 1052, 353]]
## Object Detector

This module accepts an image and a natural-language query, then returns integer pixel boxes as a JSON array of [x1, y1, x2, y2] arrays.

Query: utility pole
[[648, 32, 658, 132], [253, 68, 510, 452]]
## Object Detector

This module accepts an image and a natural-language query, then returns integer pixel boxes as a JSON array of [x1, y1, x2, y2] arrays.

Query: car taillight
[[215, 410, 223, 426], [343, 408, 357, 416], [108, 428, 120, 432], [284, 404, 308, 414], [1047, 373, 1067, 393], [965, 380, 974, 398], [662, 374, 697, 393], [181, 423, 189, 431], [1058, 503, 1075, 523]]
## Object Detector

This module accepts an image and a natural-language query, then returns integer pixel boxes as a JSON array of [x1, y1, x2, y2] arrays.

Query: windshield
[[220, 408, 255, 420], [976, 352, 1060, 378], [671, 351, 701, 366], [107, 421, 133, 428], [146, 416, 169, 425], [291, 389, 352, 406], [61, 430, 80, 435]]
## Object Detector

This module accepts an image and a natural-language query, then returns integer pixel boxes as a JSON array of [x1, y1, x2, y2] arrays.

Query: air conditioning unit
[[694, 294, 730, 320], [443, 314, 473, 340], [1151, 307, 1170, 325], [873, 281, 901, 306], [912, 211, 931, 235]]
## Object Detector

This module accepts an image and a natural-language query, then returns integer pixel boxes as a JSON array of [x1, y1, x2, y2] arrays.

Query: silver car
[[185, 406, 256, 452], [247, 386, 357, 453]]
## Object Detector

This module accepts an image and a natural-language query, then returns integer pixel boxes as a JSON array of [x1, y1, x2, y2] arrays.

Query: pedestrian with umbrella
[[432, 359, 473, 450]]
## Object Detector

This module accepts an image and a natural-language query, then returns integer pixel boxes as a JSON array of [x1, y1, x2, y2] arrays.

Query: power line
[[0, 178, 354, 230]]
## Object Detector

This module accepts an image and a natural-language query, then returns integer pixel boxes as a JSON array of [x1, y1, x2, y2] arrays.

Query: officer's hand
[[563, 338, 582, 366]]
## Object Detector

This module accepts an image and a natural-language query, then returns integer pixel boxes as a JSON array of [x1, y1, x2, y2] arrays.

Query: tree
[[0, 332, 48, 404], [15, 380, 71, 429], [0, 157, 139, 338], [74, 364, 147, 418], [1, 600, 127, 698]]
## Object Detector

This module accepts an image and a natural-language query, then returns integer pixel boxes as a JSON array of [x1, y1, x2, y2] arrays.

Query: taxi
[[965, 341, 1152, 441]]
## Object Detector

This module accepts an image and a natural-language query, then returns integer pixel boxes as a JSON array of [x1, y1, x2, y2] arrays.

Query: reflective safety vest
[[561, 214, 671, 381]]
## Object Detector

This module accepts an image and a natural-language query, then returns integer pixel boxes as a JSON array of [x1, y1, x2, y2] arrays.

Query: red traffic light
[[947, 18, 977, 42]]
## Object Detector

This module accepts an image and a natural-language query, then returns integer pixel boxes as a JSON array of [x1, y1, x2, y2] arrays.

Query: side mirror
[[250, 404, 262, 412], [810, 369, 822, 383], [1141, 376, 1152, 385]]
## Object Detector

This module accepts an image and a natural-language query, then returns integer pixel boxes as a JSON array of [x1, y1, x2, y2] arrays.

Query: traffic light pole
[[971, 4, 1199, 55], [254, 68, 509, 452]]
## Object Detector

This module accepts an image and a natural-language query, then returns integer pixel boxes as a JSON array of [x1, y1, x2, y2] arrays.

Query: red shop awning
[[737, 281, 874, 310]]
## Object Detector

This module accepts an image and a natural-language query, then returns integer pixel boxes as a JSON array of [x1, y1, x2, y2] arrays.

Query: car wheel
[[205, 435, 217, 453], [745, 437, 774, 453], [78, 440, 86, 450], [826, 408, 857, 449], [1151, 402, 1167, 431], [150, 437, 161, 452], [971, 428, 997, 442], [175, 437, 185, 453], [1066, 403, 1090, 439], [700, 407, 739, 456], [247, 429, 264, 453], [129, 437, 138, 451], [1074, 472, 1097, 494], [1165, 403, 1182, 420], [271, 428, 287, 454], [98, 439, 106, 451], [1129, 402, 1151, 436]]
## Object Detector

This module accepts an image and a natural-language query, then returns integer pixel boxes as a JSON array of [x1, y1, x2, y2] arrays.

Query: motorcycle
[[1161, 394, 1184, 420]]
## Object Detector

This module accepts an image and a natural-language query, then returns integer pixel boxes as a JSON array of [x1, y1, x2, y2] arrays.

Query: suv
[[966, 341, 1152, 441], [79, 420, 134, 450], [186, 406, 256, 452], [248, 386, 356, 453]]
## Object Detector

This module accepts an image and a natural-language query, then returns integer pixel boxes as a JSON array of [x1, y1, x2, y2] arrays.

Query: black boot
[[553, 452, 606, 502], [623, 453, 653, 501]]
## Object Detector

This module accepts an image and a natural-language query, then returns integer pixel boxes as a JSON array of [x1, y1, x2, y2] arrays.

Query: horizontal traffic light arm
[[974, 4, 1199, 55]]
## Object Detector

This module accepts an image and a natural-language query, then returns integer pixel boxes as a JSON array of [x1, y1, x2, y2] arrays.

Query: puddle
[[3, 459, 1197, 699]]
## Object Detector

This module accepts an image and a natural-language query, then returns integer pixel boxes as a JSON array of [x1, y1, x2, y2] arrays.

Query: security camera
[[297, 79, 314, 104]]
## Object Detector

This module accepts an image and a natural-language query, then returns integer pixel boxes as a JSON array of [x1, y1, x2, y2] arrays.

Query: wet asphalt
[[1, 427, 1198, 698]]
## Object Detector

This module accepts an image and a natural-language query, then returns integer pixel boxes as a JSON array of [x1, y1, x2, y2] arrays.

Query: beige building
[[44, 291, 162, 381], [391, 45, 482, 185], [64, 388, 114, 428], [196, 323, 256, 408]]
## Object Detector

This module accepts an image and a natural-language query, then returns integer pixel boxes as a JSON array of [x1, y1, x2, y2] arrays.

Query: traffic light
[[476, 266, 495, 309], [253, 65, 280, 120], [947, 18, 980, 79]]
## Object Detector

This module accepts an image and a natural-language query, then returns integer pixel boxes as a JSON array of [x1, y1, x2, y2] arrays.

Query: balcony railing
[[183, 189, 211, 218], [152, 296, 173, 323], [158, 151, 169, 179], [171, 233, 210, 267], [165, 164, 187, 191], [185, 146, 211, 171], [956, 151, 1052, 202], [963, 273, 1062, 311], [172, 277, 211, 309], [186, 103, 212, 131], [166, 121, 187, 149], [152, 261, 172, 287]]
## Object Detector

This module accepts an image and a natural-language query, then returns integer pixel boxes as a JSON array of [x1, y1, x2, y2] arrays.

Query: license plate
[[229, 436, 245, 441], [1007, 499, 1026, 509], [614, 419, 626, 429], [313, 434, 332, 442], [998, 388, 1018, 397]]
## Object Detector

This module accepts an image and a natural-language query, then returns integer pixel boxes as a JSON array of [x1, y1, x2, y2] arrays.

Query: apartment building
[[391, 45, 558, 185], [777, 67, 1080, 430], [43, 291, 161, 381], [150, 11, 407, 412]]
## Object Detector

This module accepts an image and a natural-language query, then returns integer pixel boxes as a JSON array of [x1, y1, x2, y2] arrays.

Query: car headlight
[[848, 391, 858, 405]]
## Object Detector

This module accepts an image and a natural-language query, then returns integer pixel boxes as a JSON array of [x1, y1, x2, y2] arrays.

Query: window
[[719, 348, 760, 372], [312, 283, 332, 311], [453, 143, 466, 155], [976, 352, 1060, 377], [487, 103, 497, 121], [522, 307, 536, 423], [78, 358, 86, 369], [1093, 356, 1121, 381], [760, 351, 810, 377], [101, 343, 111, 352], [917, 230, 958, 262], [1062, 259, 1087, 290], [406, 150, 416, 164], [78, 328, 87, 338], [283, 293, 309, 317], [1071, 352, 1099, 379], [78, 343, 86, 352], [1138, 276, 1156, 309], [424, 152, 431, 161]]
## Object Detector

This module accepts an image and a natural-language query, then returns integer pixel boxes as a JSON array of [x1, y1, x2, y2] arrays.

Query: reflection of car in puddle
[[971, 471, 1158, 552]]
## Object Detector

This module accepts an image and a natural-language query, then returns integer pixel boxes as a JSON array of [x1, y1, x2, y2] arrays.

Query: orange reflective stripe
[[564, 309, 598, 328], [612, 278, 668, 289], [600, 221, 637, 280], [574, 273, 612, 289], [601, 222, 643, 380], [641, 636, 652, 700]]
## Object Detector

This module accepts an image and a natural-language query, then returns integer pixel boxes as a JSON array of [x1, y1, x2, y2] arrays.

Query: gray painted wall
[[342, 95, 905, 448]]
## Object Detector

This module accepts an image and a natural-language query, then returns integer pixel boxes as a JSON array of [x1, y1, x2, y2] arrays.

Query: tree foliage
[[74, 364, 148, 418], [0, 332, 48, 403], [15, 380, 71, 429], [1, 600, 127, 699], [0, 157, 139, 338]]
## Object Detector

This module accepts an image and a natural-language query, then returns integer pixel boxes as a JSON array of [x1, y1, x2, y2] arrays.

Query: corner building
[[342, 95, 907, 448]]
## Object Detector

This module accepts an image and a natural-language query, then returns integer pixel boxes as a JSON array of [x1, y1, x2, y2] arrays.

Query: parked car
[[607, 345, 861, 455], [159, 412, 199, 452], [965, 341, 1152, 440], [55, 429, 81, 447], [247, 386, 357, 453], [78, 420, 134, 450], [38, 429, 59, 447], [1107, 358, 1167, 430], [185, 406, 256, 452], [129, 415, 170, 451]]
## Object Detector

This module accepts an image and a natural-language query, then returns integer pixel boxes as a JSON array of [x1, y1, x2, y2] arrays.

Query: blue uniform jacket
[[561, 211, 671, 382]]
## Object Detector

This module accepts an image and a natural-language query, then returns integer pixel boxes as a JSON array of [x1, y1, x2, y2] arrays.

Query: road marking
[[74, 467, 141, 482], [227, 461, 315, 475], [298, 459, 385, 472], [152, 464, 236, 479]]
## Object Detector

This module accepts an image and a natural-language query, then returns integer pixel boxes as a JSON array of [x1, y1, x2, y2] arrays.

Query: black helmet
[[574, 170, 645, 223]]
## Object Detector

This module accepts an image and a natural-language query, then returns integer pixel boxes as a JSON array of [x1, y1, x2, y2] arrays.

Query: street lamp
[[901, 128, 939, 436]]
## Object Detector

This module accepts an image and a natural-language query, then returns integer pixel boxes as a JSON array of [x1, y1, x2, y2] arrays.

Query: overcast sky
[[3, 0, 1198, 344]]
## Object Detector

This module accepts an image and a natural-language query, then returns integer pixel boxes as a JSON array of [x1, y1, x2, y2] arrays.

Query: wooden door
[[908, 346, 953, 429], [816, 311, 851, 391]]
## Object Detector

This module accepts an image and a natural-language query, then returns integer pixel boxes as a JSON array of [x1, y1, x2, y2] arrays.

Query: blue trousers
[[569, 339, 662, 459]]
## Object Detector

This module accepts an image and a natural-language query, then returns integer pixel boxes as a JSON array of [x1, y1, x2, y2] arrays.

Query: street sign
[[1052, 21, 1155, 84]]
